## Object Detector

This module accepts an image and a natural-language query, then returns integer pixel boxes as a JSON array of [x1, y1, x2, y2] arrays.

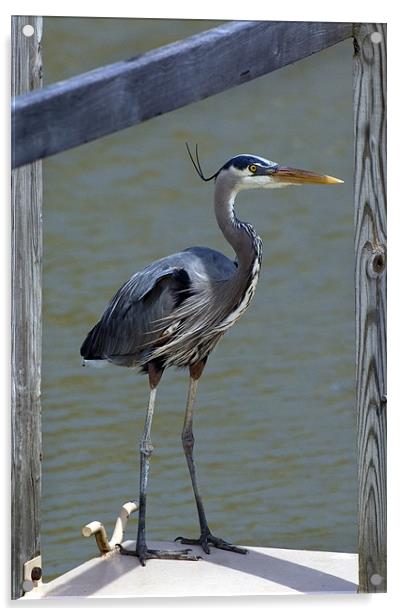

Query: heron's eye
[[249, 164, 257, 174]]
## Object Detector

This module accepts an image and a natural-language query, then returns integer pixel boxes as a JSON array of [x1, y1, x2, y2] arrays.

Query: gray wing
[[80, 246, 237, 368]]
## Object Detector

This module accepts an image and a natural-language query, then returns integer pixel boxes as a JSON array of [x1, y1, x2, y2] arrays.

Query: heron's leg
[[181, 362, 209, 533], [175, 360, 247, 556], [118, 362, 200, 565]]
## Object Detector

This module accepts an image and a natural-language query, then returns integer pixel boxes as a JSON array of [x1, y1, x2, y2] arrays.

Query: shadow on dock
[[36, 541, 357, 597]]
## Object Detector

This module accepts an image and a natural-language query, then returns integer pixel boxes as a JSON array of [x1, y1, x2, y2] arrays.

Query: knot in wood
[[372, 253, 385, 273], [367, 247, 386, 278]]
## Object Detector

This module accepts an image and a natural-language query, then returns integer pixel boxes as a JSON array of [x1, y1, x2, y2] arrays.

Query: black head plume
[[185, 143, 218, 182]]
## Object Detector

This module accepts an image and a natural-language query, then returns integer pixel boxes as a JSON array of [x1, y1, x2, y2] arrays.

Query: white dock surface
[[23, 541, 358, 598]]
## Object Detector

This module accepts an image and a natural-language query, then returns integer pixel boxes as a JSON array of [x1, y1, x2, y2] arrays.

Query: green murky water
[[41, 17, 356, 581]]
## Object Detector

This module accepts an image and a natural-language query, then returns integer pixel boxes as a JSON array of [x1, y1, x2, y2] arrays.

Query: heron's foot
[[116, 543, 201, 567], [175, 531, 247, 555]]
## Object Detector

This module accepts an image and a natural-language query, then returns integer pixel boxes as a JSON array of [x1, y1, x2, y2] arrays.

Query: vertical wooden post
[[11, 16, 43, 599], [353, 23, 387, 593]]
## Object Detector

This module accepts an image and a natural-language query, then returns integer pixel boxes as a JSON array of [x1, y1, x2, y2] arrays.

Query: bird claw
[[175, 532, 247, 555], [117, 543, 201, 566]]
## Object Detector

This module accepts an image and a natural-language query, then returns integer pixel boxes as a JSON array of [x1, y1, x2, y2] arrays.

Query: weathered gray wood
[[12, 20, 352, 168], [11, 15, 43, 599], [353, 23, 387, 593]]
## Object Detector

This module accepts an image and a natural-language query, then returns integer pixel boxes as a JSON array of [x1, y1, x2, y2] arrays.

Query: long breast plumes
[[145, 229, 262, 368]]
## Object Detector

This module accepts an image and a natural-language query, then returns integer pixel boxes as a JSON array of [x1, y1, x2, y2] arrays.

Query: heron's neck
[[214, 175, 261, 272]]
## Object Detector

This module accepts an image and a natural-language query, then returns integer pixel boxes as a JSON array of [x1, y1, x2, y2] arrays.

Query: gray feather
[[80, 247, 237, 368]]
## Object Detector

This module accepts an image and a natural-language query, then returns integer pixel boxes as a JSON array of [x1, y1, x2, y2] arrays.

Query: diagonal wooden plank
[[12, 20, 352, 168]]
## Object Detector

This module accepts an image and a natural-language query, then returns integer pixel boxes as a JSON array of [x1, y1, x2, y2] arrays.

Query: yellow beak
[[273, 166, 344, 185]]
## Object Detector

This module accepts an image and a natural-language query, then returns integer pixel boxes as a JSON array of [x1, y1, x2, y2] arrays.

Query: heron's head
[[216, 154, 344, 190]]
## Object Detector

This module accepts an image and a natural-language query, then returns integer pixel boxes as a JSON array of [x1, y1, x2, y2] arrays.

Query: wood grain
[[353, 22, 387, 593], [12, 20, 352, 167], [11, 16, 43, 599]]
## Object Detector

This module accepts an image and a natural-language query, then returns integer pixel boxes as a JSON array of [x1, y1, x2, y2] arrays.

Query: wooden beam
[[11, 16, 43, 599], [353, 23, 387, 593], [12, 20, 352, 168]]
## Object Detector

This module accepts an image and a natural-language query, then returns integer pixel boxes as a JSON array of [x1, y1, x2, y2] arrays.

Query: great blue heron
[[80, 146, 343, 565]]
